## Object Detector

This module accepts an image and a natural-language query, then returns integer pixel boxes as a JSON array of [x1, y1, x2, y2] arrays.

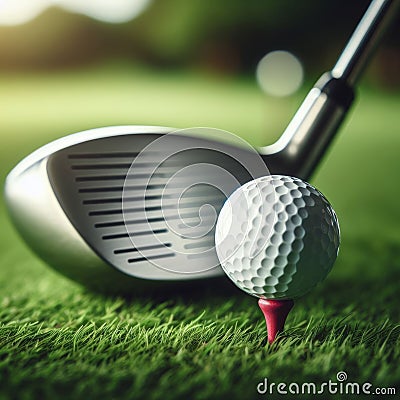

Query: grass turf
[[0, 64, 399, 399]]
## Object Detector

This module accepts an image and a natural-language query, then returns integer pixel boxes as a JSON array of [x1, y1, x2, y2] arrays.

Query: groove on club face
[[114, 243, 172, 254], [68, 152, 142, 159], [102, 228, 168, 241], [46, 131, 270, 278]]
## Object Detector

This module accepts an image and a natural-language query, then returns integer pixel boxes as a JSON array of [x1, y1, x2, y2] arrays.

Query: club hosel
[[261, 73, 354, 181]]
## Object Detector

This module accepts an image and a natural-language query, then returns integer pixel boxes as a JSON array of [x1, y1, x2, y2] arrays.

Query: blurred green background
[[0, 1, 399, 399]]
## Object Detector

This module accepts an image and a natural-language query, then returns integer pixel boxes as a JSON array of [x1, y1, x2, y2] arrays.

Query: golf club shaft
[[332, 0, 396, 85], [262, 0, 397, 180]]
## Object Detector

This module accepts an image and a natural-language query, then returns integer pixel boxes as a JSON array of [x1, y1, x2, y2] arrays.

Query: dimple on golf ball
[[215, 175, 340, 299]]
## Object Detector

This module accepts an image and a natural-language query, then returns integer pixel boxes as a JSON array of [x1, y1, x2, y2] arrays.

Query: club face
[[6, 126, 271, 288]]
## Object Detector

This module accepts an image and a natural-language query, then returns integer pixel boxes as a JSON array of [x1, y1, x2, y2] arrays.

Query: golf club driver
[[5, 0, 396, 293]]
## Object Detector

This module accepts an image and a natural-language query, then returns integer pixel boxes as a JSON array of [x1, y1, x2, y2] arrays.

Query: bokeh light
[[256, 50, 304, 97], [0, 0, 151, 25]]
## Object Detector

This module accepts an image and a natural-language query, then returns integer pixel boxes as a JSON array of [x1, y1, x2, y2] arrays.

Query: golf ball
[[215, 175, 340, 299]]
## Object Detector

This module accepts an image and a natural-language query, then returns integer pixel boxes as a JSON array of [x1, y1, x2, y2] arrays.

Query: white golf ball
[[215, 175, 340, 299]]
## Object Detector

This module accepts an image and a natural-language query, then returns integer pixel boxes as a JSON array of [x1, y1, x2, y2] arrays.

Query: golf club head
[[5, 126, 271, 292]]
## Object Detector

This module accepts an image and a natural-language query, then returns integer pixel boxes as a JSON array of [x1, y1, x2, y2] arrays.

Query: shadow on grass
[[82, 275, 249, 309]]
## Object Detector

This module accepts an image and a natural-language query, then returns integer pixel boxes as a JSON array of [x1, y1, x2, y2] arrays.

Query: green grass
[[0, 64, 399, 399]]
